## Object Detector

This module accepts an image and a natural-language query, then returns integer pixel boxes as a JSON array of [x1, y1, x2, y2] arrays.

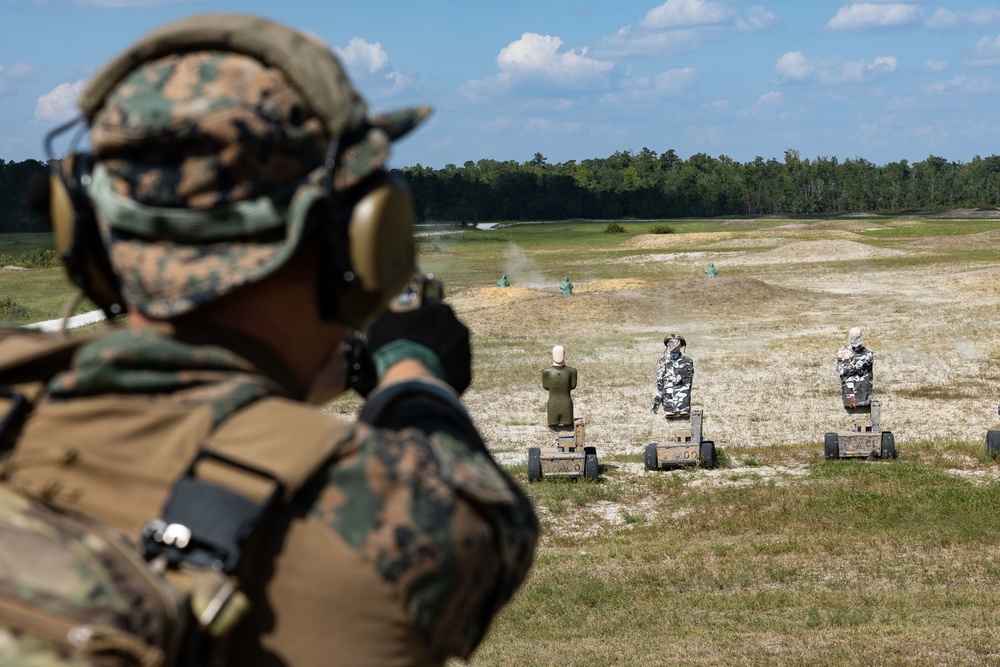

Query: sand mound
[[574, 279, 647, 293], [666, 277, 805, 305], [448, 286, 545, 310], [620, 232, 736, 250], [725, 240, 903, 265], [705, 237, 786, 250], [906, 229, 1000, 252], [943, 267, 1000, 297]]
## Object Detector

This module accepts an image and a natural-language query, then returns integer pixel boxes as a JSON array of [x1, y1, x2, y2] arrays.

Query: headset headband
[[77, 13, 366, 138]]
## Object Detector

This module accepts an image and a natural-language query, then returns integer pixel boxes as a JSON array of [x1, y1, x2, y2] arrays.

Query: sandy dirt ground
[[448, 220, 1000, 471]]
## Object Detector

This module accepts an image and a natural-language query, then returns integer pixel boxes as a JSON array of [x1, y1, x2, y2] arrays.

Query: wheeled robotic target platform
[[645, 408, 718, 471], [824, 400, 895, 460], [528, 418, 598, 482]]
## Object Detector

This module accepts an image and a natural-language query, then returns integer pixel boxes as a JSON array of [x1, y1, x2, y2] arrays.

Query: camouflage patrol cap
[[83, 21, 430, 318], [664, 333, 686, 348]]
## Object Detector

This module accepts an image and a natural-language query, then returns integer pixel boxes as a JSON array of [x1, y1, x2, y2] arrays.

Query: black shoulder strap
[[0, 330, 90, 457]]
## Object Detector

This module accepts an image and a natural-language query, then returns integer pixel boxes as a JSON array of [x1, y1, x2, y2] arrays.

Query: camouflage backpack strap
[[0, 329, 94, 457], [139, 398, 351, 638]]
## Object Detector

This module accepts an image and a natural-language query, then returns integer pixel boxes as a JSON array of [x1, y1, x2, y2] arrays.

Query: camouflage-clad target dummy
[[497, 274, 510, 287], [837, 327, 874, 412], [652, 334, 694, 417], [705, 263, 718, 278], [542, 345, 577, 426], [559, 276, 573, 295]]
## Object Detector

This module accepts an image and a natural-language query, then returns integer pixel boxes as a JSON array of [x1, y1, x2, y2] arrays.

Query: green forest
[[5, 148, 1000, 232]]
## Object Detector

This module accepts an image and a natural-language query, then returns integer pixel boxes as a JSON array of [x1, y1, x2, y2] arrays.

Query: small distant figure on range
[[652, 334, 694, 418], [704, 263, 718, 278], [497, 273, 510, 287], [836, 327, 874, 413], [559, 276, 573, 295], [542, 345, 577, 426]]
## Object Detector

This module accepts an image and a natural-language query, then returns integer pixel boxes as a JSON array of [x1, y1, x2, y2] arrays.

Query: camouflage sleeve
[[652, 363, 667, 409], [676, 357, 694, 386], [319, 380, 538, 662]]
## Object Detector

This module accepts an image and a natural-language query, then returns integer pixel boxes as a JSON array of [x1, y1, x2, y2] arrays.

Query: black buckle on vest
[[0, 387, 29, 455], [142, 449, 284, 573]]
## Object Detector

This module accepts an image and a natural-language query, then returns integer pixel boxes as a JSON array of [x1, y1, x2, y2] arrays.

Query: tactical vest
[[0, 329, 351, 666]]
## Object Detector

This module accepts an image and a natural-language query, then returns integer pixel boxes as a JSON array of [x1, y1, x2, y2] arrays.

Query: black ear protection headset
[[39, 13, 417, 327]]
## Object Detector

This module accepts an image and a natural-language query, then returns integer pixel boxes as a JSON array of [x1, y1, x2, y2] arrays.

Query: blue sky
[[5, 0, 1000, 168]]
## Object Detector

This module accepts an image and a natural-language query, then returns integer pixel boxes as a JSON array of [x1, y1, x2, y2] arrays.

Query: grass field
[[5, 212, 1000, 665], [410, 213, 1000, 666]]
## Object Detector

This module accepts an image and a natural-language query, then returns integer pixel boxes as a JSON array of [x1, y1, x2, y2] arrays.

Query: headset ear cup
[[348, 173, 415, 290], [323, 172, 415, 327], [50, 155, 125, 316], [49, 167, 77, 258]]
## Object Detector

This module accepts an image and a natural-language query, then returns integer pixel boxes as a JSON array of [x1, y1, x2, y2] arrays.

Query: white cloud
[[757, 91, 782, 106], [921, 75, 992, 96], [598, 26, 702, 58], [0, 62, 35, 95], [775, 51, 815, 82], [923, 60, 948, 72], [605, 66, 698, 103], [599, 2, 775, 58], [833, 55, 897, 83], [926, 8, 961, 30], [826, 3, 923, 31], [776, 51, 897, 84], [334, 38, 412, 100], [926, 7, 1000, 30], [654, 67, 699, 94], [496, 33, 613, 81], [463, 33, 614, 102], [738, 6, 780, 31], [969, 8, 1000, 26], [337, 37, 389, 75], [35, 79, 86, 122], [739, 90, 783, 117], [640, 0, 737, 29], [969, 34, 1000, 66]]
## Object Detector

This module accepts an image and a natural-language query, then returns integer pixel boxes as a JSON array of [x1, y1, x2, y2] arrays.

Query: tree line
[[0, 159, 47, 233], [5, 149, 1000, 232], [401, 149, 1000, 222]]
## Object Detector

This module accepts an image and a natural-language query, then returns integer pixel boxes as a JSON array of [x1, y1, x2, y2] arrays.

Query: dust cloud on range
[[502, 243, 550, 290]]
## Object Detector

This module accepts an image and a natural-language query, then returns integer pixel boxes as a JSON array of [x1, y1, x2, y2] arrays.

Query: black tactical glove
[[364, 302, 472, 395]]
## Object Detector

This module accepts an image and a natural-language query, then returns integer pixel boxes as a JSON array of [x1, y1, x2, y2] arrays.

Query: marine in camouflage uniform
[[651, 334, 694, 417], [0, 14, 536, 667], [836, 326, 874, 412]]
